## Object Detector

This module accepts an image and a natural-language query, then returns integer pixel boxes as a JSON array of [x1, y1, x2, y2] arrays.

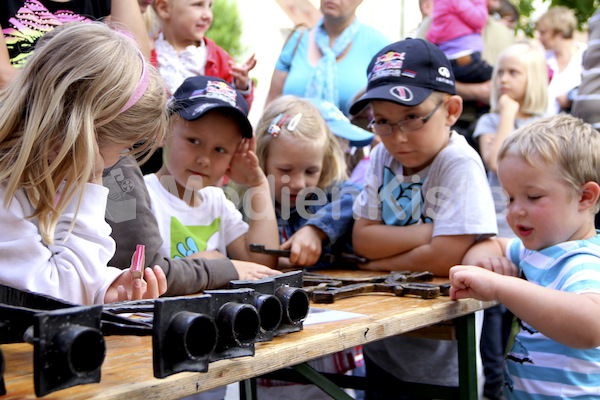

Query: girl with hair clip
[[0, 22, 169, 305], [472, 40, 548, 400], [255, 95, 361, 270], [253, 95, 362, 399]]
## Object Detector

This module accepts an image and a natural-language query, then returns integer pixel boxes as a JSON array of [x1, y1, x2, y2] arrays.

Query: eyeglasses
[[368, 101, 444, 136]]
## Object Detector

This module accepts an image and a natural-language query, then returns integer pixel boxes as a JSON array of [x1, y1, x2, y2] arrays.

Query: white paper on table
[[304, 307, 367, 325]]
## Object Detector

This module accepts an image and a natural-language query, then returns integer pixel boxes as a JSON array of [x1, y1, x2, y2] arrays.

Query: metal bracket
[[229, 270, 310, 336], [152, 294, 217, 379]]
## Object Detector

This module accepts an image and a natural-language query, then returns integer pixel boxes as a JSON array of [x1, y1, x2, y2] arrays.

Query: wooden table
[[0, 271, 495, 399]]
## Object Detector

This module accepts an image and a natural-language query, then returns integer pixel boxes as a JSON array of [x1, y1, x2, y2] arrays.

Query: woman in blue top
[[264, 0, 389, 116]]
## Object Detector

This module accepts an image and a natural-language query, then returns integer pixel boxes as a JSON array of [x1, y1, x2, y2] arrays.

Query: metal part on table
[[203, 289, 260, 362], [229, 270, 310, 338], [152, 294, 216, 379], [249, 244, 369, 265], [0, 279, 309, 395], [0, 347, 5, 396], [33, 306, 105, 397], [305, 271, 450, 303], [311, 282, 441, 303]]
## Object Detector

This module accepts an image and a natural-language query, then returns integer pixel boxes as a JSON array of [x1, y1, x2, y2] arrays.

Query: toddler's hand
[[477, 255, 518, 276], [104, 265, 167, 303], [230, 54, 257, 91], [449, 265, 502, 301], [227, 136, 266, 187], [281, 225, 327, 266]]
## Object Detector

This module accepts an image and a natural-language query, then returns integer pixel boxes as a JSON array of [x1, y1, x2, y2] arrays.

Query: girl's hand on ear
[[104, 265, 167, 303], [227, 136, 267, 188], [281, 225, 327, 266]]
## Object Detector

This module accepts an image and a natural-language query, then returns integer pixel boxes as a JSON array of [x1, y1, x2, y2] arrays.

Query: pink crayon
[[130, 245, 145, 280]]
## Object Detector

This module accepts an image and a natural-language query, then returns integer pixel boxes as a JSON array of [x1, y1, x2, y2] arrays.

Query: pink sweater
[[426, 0, 488, 45]]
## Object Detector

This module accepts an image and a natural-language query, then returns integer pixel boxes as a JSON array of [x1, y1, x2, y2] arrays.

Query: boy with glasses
[[349, 38, 497, 398]]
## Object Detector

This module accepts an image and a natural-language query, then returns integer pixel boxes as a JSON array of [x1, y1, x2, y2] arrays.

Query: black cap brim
[[177, 103, 253, 138], [349, 84, 434, 115]]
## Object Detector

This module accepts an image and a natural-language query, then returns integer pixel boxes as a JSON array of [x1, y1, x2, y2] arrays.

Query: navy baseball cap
[[169, 76, 253, 138], [308, 98, 374, 147], [349, 38, 456, 115]]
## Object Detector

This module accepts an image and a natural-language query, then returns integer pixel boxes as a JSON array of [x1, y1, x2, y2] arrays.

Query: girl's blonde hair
[[536, 6, 577, 39], [255, 95, 347, 189], [490, 40, 548, 116], [499, 113, 600, 212], [0, 22, 169, 244]]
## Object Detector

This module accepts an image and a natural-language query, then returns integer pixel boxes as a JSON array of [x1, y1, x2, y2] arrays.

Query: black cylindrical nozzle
[[55, 326, 105, 375], [167, 311, 217, 360], [253, 294, 282, 333], [275, 286, 310, 325], [215, 302, 259, 345]]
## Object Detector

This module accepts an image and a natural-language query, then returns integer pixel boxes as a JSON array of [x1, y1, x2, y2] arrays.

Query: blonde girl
[[0, 22, 169, 304], [254, 94, 362, 400], [474, 40, 548, 237]]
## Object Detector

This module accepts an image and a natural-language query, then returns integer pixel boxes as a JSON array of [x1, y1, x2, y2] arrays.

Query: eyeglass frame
[[367, 100, 445, 136]]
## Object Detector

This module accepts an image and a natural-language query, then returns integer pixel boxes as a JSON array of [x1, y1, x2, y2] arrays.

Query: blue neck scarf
[[305, 17, 361, 107]]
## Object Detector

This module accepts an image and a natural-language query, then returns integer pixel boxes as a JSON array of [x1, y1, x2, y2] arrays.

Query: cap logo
[[438, 67, 451, 78], [390, 86, 413, 102], [369, 51, 405, 82], [189, 80, 237, 107]]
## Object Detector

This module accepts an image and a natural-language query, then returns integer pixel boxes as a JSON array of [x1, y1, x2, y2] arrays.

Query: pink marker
[[130, 245, 145, 280]]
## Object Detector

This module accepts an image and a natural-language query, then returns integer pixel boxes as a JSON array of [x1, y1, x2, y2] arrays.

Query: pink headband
[[120, 49, 150, 113]]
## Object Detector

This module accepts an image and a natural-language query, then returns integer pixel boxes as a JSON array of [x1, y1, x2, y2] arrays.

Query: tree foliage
[[206, 0, 246, 60]]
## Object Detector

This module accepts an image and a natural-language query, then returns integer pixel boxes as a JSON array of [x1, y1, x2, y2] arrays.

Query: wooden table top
[[1, 270, 495, 399]]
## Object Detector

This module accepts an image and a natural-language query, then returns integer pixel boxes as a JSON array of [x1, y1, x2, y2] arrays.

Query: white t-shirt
[[353, 131, 497, 385], [144, 174, 248, 259]]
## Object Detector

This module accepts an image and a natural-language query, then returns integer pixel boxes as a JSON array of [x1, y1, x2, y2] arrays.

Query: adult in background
[[416, 0, 515, 151], [572, 8, 600, 229], [572, 9, 600, 130], [536, 6, 586, 115], [264, 0, 389, 116], [0, 0, 149, 87]]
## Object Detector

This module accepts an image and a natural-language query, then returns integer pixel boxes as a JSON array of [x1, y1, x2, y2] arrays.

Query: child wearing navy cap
[[350, 38, 497, 397], [143, 76, 280, 272]]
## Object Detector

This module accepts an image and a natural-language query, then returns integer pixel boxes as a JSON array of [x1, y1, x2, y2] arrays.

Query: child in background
[[255, 95, 361, 270], [152, 0, 256, 105], [253, 94, 362, 399], [471, 42, 547, 399], [450, 114, 600, 399], [426, 0, 494, 83], [144, 76, 280, 270], [474, 41, 548, 237], [349, 38, 497, 397], [0, 22, 168, 304]]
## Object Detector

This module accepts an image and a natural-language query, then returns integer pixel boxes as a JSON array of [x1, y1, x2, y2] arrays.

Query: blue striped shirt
[[505, 235, 600, 399]]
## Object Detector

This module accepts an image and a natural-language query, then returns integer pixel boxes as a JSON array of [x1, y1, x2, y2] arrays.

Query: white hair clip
[[287, 113, 302, 131], [268, 113, 290, 137]]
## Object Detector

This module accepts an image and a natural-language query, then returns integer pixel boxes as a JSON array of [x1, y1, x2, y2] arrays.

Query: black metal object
[[0, 279, 309, 395], [304, 271, 451, 303], [229, 270, 310, 337], [204, 289, 260, 362], [152, 294, 217, 379], [0, 346, 6, 396], [32, 306, 105, 397], [0, 284, 150, 396], [249, 244, 369, 265]]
